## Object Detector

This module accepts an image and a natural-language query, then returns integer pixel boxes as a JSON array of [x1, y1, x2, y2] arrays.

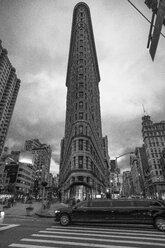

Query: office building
[[0, 41, 21, 156], [122, 171, 134, 197], [59, 2, 110, 201], [142, 115, 165, 198], [24, 139, 52, 195], [0, 152, 33, 195]]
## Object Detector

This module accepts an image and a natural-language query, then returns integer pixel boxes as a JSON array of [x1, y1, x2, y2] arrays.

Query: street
[[1, 217, 165, 248]]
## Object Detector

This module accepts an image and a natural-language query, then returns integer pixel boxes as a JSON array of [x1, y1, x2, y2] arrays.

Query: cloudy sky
[[0, 0, 165, 174]]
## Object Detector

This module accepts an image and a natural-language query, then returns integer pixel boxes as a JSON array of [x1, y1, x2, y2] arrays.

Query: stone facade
[[142, 115, 165, 198], [59, 3, 109, 202]]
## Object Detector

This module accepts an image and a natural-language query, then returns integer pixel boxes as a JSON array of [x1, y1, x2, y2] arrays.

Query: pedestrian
[[10, 197, 14, 207]]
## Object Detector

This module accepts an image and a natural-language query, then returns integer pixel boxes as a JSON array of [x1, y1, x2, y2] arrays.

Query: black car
[[54, 198, 165, 231]]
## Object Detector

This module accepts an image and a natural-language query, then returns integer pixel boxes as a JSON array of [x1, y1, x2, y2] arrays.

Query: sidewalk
[[4, 201, 68, 218]]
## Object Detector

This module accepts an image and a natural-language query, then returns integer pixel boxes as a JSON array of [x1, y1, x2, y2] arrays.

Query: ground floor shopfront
[[61, 183, 106, 203]]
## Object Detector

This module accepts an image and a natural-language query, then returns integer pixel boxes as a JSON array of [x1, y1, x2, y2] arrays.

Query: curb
[[35, 213, 54, 218], [4, 214, 35, 218]]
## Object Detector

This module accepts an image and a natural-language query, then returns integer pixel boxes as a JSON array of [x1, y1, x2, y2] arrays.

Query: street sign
[[150, 0, 165, 60]]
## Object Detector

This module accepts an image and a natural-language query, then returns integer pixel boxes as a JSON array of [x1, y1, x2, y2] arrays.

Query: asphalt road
[[1, 217, 165, 248], [0, 216, 53, 248]]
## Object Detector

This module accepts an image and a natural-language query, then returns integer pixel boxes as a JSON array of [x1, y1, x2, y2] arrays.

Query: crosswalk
[[8, 225, 165, 248], [0, 224, 20, 231]]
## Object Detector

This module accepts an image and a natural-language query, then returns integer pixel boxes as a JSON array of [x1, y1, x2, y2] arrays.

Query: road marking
[[51, 225, 158, 233], [9, 243, 134, 248], [39, 230, 165, 241], [20, 237, 165, 247], [46, 227, 165, 237], [8, 226, 165, 248], [0, 224, 20, 231]]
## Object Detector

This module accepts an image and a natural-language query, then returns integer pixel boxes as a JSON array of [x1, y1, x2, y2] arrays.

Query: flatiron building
[[0, 41, 20, 156], [59, 2, 109, 201]]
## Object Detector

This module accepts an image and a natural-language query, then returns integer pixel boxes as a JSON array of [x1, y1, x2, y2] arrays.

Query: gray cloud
[[1, 0, 165, 174]]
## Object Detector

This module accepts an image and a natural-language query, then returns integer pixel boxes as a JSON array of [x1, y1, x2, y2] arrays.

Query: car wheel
[[154, 217, 165, 231], [60, 214, 70, 226]]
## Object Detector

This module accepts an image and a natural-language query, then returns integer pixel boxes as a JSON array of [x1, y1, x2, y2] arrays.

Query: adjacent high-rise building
[[24, 139, 52, 194], [0, 151, 33, 195], [59, 2, 110, 202], [142, 115, 165, 198], [0, 41, 20, 156]]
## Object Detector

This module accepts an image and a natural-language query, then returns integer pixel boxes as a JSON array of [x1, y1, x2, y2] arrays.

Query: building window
[[78, 139, 83, 150], [78, 156, 83, 168], [78, 176, 83, 181], [73, 157, 76, 168], [79, 125, 83, 134], [79, 101, 83, 109], [79, 112, 83, 119], [79, 82, 84, 89], [79, 92, 83, 98], [85, 140, 89, 151], [86, 157, 89, 169], [85, 127, 88, 135], [74, 140, 76, 151]]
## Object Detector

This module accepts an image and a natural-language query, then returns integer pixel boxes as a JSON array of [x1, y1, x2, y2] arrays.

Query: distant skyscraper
[[24, 139, 51, 185], [142, 115, 165, 198], [25, 139, 52, 184], [0, 41, 20, 156], [59, 2, 109, 201]]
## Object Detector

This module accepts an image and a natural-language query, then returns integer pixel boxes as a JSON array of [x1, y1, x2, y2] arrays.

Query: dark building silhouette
[[59, 2, 109, 202]]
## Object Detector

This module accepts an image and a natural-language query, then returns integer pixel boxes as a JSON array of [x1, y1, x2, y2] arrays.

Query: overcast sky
[[1, 0, 165, 174]]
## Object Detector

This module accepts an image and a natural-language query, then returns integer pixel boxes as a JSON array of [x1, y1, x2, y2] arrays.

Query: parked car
[[54, 198, 165, 231], [0, 200, 5, 224]]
